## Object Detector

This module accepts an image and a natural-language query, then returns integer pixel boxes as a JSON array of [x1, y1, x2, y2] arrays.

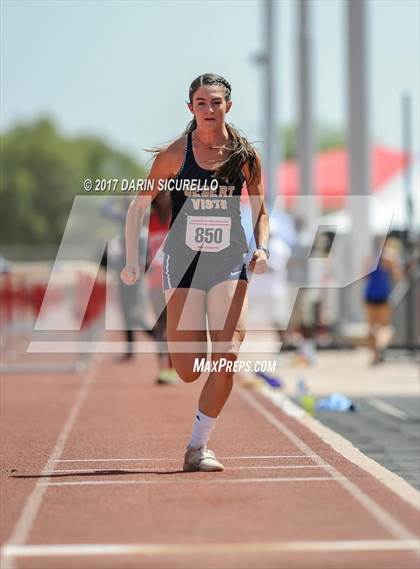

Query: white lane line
[[1, 355, 102, 569], [367, 398, 410, 420], [52, 455, 315, 463], [3, 539, 420, 559], [283, 397, 420, 512], [257, 386, 306, 418], [41, 476, 340, 487], [239, 389, 418, 542], [51, 465, 332, 473]]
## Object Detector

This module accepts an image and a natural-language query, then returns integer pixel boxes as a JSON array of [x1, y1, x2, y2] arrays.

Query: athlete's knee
[[177, 369, 201, 383], [171, 355, 204, 383], [213, 330, 246, 360], [235, 328, 247, 347]]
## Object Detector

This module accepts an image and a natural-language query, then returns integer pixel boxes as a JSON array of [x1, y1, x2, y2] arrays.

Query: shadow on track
[[7, 468, 186, 478]]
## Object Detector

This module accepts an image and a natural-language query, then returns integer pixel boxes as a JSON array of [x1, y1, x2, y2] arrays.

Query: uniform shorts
[[162, 250, 248, 291]]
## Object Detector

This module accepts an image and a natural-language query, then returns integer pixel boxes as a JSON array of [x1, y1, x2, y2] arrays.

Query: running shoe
[[155, 368, 179, 385], [183, 446, 224, 472]]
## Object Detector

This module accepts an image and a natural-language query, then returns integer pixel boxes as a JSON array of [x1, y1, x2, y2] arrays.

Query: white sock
[[188, 410, 217, 450]]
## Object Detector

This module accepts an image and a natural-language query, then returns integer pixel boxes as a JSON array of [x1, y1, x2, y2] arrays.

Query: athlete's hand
[[120, 263, 140, 285], [248, 249, 268, 274]]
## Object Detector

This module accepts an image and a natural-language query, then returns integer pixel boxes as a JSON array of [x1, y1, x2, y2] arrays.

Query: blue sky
[[1, 0, 419, 165]]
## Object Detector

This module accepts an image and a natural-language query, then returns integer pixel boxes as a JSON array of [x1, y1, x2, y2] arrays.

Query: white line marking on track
[[41, 476, 340, 487], [239, 389, 418, 543], [367, 398, 410, 420], [52, 465, 332, 473], [3, 539, 420, 559], [52, 454, 316, 462], [257, 386, 306, 417], [281, 395, 420, 512], [1, 355, 103, 569]]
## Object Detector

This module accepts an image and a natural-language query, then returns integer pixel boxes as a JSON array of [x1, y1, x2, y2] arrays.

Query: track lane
[[2, 353, 419, 569]]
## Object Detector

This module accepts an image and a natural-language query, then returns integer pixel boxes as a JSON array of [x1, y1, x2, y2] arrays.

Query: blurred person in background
[[364, 237, 402, 365], [104, 195, 179, 382], [102, 197, 152, 362], [286, 216, 319, 365], [145, 192, 178, 384]]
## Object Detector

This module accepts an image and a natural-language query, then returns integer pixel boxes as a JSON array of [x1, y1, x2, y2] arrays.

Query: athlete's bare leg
[[164, 288, 208, 382], [198, 280, 248, 417], [149, 288, 171, 370], [366, 302, 392, 363]]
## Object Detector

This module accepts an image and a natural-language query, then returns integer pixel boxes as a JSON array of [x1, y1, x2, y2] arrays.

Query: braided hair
[[184, 73, 258, 184]]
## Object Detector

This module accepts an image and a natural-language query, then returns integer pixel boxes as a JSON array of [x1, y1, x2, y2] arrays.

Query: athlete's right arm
[[120, 147, 179, 285]]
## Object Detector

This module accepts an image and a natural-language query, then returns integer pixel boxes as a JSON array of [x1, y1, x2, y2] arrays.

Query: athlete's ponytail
[[182, 116, 197, 135]]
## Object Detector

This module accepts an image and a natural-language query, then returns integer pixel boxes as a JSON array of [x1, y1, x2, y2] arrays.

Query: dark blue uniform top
[[163, 131, 248, 255]]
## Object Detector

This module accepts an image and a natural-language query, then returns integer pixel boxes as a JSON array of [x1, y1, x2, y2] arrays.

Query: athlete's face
[[188, 85, 232, 130]]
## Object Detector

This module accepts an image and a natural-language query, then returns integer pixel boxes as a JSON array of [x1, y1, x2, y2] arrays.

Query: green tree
[[281, 123, 345, 161], [0, 118, 146, 248]]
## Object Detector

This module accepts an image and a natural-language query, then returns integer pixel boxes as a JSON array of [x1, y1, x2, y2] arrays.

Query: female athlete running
[[121, 73, 269, 472]]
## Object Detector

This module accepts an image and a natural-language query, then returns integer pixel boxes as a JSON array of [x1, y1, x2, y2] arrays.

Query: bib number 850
[[195, 227, 223, 244], [186, 216, 231, 252]]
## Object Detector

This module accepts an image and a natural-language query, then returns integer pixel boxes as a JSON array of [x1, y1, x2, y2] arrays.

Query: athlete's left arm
[[243, 153, 270, 274]]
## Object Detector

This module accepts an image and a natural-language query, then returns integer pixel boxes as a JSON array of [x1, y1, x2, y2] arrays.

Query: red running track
[[1, 350, 419, 569]]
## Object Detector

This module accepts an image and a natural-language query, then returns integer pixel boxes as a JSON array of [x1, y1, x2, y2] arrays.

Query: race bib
[[186, 216, 231, 252]]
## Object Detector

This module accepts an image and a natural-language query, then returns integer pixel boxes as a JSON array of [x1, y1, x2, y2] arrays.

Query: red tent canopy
[[276, 145, 410, 210]]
